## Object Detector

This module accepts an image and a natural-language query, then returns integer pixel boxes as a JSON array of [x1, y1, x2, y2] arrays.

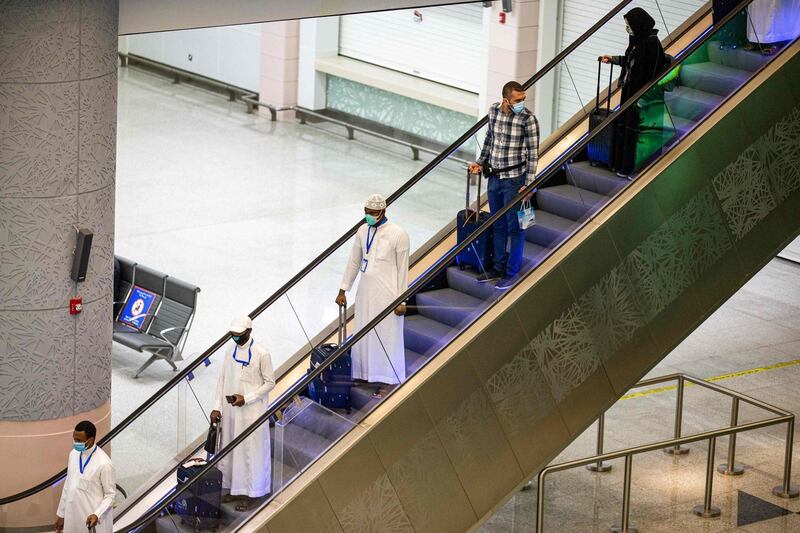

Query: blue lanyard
[[365, 218, 387, 255], [79, 446, 97, 475], [233, 339, 253, 367]]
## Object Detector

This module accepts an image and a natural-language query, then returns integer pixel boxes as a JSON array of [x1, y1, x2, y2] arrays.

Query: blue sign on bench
[[119, 286, 158, 331]]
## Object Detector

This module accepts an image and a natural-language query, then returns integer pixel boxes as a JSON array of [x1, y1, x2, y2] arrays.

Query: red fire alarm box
[[70, 298, 83, 315]]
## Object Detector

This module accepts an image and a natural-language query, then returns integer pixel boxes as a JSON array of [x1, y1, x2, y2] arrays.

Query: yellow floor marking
[[620, 358, 800, 401]]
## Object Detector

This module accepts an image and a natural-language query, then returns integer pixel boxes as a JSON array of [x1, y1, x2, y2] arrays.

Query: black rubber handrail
[[119, 1, 772, 529], [0, 0, 641, 507]]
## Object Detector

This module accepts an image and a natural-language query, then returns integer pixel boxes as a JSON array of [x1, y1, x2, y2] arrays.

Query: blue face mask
[[365, 214, 378, 226], [511, 101, 525, 114], [73, 441, 87, 452]]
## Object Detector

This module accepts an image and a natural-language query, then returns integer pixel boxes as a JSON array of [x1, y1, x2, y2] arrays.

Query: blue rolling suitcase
[[174, 459, 223, 530], [308, 305, 354, 412], [588, 60, 616, 167], [456, 169, 493, 272]]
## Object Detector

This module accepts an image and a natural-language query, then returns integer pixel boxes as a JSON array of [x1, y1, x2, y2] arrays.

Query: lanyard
[[365, 218, 387, 255], [232, 339, 253, 367], [79, 446, 97, 475]]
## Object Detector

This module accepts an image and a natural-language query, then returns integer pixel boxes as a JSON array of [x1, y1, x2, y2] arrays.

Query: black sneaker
[[495, 275, 519, 290], [476, 270, 503, 283]]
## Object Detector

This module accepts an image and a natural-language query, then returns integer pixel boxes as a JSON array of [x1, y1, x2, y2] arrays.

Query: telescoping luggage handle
[[337, 303, 347, 345], [595, 59, 614, 114], [465, 168, 482, 223]]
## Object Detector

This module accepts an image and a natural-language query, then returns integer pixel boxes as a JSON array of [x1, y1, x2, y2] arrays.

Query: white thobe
[[340, 220, 410, 384], [56, 446, 116, 533], [747, 0, 800, 43], [213, 339, 276, 498]]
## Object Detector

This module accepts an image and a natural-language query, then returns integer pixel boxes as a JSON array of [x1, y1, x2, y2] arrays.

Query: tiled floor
[[480, 251, 800, 532]]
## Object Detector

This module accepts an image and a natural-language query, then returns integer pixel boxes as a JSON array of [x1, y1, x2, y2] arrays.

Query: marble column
[[0, 0, 118, 527], [484, 0, 541, 113], [260, 20, 300, 121]]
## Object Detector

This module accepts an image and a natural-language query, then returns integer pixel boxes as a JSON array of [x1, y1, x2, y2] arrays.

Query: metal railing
[[536, 373, 799, 533], [118, 53, 467, 165]]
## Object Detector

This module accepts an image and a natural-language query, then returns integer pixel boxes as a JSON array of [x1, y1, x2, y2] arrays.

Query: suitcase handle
[[595, 60, 614, 114], [337, 304, 347, 345], [466, 168, 482, 224]]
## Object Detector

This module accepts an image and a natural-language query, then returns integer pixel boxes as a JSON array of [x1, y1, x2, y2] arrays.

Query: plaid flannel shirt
[[478, 103, 540, 185]]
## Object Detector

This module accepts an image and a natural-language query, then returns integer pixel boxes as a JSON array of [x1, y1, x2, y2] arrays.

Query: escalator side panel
[[260, 42, 800, 533]]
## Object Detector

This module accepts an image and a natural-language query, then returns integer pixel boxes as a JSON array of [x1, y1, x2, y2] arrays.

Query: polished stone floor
[[110, 65, 467, 492], [479, 254, 800, 532], [113, 64, 466, 385]]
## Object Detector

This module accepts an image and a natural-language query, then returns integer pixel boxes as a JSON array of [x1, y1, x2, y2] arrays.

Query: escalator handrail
[[119, 2, 767, 529], [0, 0, 643, 507]]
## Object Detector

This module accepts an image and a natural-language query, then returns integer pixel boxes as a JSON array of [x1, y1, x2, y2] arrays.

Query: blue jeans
[[487, 175, 525, 278]]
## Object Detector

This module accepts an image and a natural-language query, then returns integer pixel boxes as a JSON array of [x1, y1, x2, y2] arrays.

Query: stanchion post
[[718, 397, 745, 475], [773, 417, 800, 498], [610, 455, 638, 533], [535, 471, 546, 533], [588, 413, 613, 473], [664, 376, 689, 455], [693, 437, 721, 517]]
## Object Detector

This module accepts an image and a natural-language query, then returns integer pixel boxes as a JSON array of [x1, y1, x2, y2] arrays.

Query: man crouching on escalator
[[210, 315, 276, 511]]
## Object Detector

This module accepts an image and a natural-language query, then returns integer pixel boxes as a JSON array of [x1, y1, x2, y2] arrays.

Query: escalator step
[[446, 266, 501, 301], [536, 184, 606, 222], [404, 314, 457, 357], [524, 210, 580, 248], [665, 86, 723, 121], [566, 161, 629, 196], [680, 62, 750, 96], [708, 40, 773, 72], [416, 288, 486, 328]]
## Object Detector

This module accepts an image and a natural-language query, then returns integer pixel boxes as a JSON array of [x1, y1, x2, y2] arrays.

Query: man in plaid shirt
[[469, 81, 539, 290]]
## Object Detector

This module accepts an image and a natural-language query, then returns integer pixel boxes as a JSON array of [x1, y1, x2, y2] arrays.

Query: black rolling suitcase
[[174, 459, 223, 530], [588, 60, 616, 167], [455, 169, 493, 273], [308, 305, 354, 412]]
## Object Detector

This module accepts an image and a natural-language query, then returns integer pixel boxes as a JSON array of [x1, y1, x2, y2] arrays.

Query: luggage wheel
[[459, 265, 466, 271]]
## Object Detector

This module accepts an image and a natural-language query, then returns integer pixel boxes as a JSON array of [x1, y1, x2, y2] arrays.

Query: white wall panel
[[127, 25, 261, 91], [339, 3, 483, 92]]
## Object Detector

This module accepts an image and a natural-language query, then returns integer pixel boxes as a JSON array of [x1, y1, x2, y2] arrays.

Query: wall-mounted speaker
[[71, 228, 93, 282]]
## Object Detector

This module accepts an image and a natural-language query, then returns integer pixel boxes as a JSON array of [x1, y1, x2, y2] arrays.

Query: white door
[[338, 3, 484, 93]]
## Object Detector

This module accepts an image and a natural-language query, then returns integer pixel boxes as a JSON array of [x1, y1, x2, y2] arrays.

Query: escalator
[[2, 0, 792, 531], [105, 1, 800, 532]]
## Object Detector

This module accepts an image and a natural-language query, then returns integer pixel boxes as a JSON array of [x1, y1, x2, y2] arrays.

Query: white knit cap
[[365, 193, 387, 210], [229, 315, 253, 334]]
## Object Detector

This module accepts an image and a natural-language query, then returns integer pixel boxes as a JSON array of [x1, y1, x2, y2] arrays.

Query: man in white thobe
[[210, 315, 276, 511], [747, 0, 800, 44], [55, 421, 116, 533], [336, 194, 410, 399]]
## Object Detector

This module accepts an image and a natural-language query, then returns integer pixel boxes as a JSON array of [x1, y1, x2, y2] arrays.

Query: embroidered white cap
[[365, 193, 387, 210]]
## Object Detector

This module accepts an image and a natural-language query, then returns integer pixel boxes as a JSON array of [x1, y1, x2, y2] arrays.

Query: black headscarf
[[624, 7, 658, 46]]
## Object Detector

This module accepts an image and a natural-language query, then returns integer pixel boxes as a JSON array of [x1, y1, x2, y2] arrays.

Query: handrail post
[[587, 413, 612, 472], [535, 470, 546, 533], [718, 397, 744, 475], [610, 455, 637, 533], [664, 375, 690, 455], [772, 417, 800, 498], [693, 437, 721, 517]]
